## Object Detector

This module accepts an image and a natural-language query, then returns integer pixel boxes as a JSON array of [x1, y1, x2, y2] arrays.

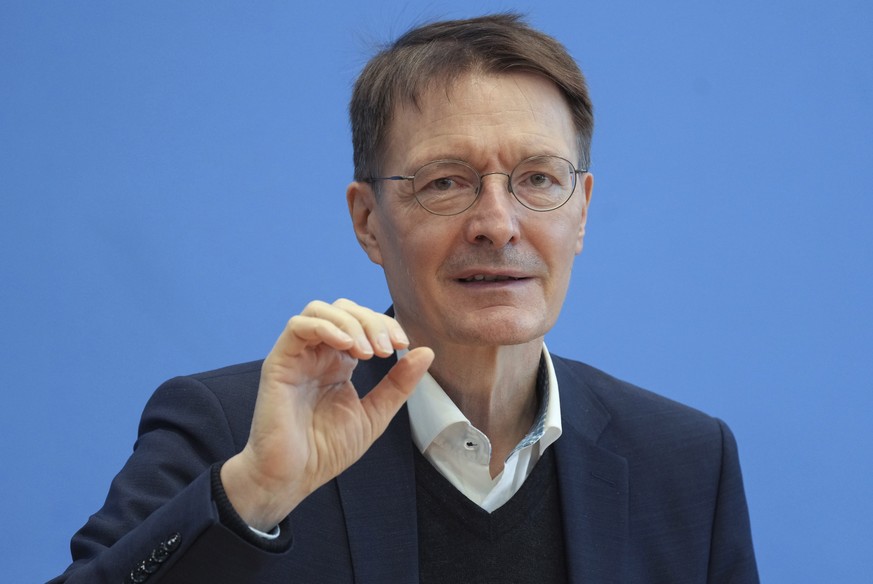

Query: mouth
[[458, 274, 526, 283]]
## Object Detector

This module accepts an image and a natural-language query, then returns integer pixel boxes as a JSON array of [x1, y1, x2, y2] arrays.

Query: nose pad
[[478, 171, 513, 196], [474, 172, 516, 212]]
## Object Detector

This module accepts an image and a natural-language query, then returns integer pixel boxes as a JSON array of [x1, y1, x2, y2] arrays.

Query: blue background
[[2, 1, 871, 582]]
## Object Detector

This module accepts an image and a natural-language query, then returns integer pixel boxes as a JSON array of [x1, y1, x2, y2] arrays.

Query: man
[[51, 14, 758, 584]]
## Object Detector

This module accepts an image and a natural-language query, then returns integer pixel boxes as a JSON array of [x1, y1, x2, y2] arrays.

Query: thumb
[[361, 347, 434, 433]]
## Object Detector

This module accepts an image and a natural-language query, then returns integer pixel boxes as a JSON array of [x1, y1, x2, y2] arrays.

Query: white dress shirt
[[405, 345, 562, 512]]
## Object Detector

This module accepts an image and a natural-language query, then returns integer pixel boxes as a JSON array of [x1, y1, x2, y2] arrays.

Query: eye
[[527, 172, 555, 189], [430, 176, 459, 192], [413, 162, 479, 215], [517, 170, 560, 191], [415, 162, 477, 194], [513, 156, 574, 194]]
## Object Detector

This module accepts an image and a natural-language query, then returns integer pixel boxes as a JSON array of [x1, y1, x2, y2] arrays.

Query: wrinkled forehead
[[382, 71, 578, 168]]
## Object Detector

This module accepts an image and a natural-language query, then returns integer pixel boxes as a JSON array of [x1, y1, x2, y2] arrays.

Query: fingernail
[[357, 336, 374, 355], [377, 332, 392, 353]]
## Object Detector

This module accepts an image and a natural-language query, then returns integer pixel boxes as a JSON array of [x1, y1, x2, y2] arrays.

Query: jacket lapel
[[336, 355, 420, 583], [552, 357, 630, 584], [334, 352, 631, 583]]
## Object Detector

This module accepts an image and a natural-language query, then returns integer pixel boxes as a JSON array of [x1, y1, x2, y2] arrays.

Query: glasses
[[366, 155, 587, 216]]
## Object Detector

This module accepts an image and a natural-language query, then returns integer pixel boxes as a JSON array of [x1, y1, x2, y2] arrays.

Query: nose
[[463, 172, 520, 247]]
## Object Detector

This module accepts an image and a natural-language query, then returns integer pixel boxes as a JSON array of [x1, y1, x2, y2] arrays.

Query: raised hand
[[220, 299, 433, 531]]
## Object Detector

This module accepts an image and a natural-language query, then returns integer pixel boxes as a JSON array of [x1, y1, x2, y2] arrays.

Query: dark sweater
[[415, 446, 568, 583]]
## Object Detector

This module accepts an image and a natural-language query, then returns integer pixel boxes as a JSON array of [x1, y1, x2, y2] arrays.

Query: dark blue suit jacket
[[51, 354, 758, 583]]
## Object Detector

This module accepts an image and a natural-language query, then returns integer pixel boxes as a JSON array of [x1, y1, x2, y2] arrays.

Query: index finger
[[329, 298, 410, 358]]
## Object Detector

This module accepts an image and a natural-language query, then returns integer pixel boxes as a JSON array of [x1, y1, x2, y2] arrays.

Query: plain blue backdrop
[[2, 1, 871, 582]]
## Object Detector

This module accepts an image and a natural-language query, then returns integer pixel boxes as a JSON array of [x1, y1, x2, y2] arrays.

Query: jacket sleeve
[[707, 419, 759, 583], [47, 374, 294, 584]]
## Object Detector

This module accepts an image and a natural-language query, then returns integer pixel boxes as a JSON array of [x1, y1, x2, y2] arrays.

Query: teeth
[[462, 274, 518, 282]]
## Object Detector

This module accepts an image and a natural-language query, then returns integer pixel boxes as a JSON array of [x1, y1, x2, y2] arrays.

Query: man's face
[[348, 72, 593, 350]]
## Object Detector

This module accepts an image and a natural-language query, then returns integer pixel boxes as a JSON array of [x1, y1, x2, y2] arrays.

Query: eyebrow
[[405, 150, 569, 171]]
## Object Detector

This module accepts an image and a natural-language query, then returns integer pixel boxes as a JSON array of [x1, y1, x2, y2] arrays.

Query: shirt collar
[[405, 344, 563, 455]]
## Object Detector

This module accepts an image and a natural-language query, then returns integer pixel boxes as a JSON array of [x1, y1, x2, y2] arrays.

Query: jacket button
[[151, 544, 169, 563], [165, 533, 182, 552], [124, 534, 182, 583], [127, 565, 149, 583], [142, 557, 161, 574]]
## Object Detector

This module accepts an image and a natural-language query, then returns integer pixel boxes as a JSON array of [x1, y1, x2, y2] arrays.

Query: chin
[[444, 308, 553, 347]]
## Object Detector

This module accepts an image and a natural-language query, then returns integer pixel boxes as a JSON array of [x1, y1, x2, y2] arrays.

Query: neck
[[424, 340, 543, 477]]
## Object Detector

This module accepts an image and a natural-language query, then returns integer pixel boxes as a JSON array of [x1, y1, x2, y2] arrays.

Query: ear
[[346, 181, 384, 265], [574, 172, 593, 255]]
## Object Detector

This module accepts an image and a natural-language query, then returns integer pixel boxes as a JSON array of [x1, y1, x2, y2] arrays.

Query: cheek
[[381, 218, 444, 278], [540, 226, 582, 281], [372, 210, 408, 262], [403, 235, 444, 275]]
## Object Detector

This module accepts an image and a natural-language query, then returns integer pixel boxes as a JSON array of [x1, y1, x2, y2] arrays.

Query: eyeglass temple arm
[[366, 175, 414, 182]]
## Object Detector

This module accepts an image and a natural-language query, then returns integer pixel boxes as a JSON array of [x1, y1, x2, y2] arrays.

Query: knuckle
[[332, 297, 356, 309], [303, 299, 328, 314], [286, 314, 306, 330]]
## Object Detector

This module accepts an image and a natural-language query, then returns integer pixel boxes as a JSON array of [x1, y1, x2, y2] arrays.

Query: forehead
[[382, 72, 577, 170]]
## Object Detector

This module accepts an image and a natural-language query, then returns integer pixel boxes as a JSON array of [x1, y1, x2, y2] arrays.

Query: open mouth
[[459, 275, 525, 282]]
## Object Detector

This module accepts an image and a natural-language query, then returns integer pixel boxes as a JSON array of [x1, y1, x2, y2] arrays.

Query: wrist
[[219, 453, 303, 531], [211, 462, 290, 552]]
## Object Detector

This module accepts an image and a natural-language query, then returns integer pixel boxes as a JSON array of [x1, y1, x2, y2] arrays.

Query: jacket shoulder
[[552, 354, 717, 423], [139, 360, 264, 454], [186, 359, 264, 388], [550, 354, 729, 460]]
